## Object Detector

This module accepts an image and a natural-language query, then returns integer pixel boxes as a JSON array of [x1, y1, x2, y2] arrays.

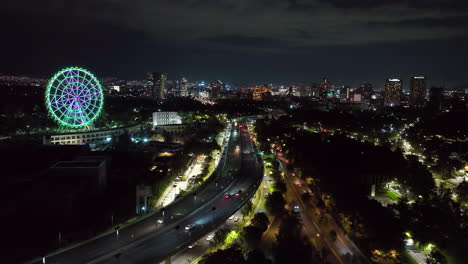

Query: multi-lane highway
[[30, 120, 263, 264]]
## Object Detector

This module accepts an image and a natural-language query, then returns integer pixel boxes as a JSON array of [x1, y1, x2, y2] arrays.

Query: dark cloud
[[370, 15, 468, 28], [1, 0, 468, 86], [204, 35, 283, 48], [321, 0, 468, 10]]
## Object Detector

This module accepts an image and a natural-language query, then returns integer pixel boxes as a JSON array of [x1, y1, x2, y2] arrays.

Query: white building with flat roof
[[152, 112, 182, 127]]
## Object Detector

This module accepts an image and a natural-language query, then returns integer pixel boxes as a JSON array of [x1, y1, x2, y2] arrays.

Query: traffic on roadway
[[28, 119, 263, 264]]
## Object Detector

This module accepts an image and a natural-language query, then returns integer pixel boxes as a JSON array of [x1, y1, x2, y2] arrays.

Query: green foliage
[[329, 230, 337, 242], [240, 225, 263, 252], [199, 245, 245, 264], [251, 212, 270, 233], [455, 181, 468, 205], [241, 200, 253, 218], [246, 250, 272, 264], [213, 228, 230, 246], [301, 191, 312, 202], [426, 250, 447, 264], [274, 180, 287, 193], [274, 213, 322, 264], [265, 191, 286, 216]]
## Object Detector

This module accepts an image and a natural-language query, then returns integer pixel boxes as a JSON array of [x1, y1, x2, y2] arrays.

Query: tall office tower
[[361, 82, 373, 103], [179, 77, 189, 97], [428, 87, 444, 111], [311, 83, 318, 97], [318, 77, 330, 98], [409, 76, 427, 107], [211, 81, 223, 98], [147, 72, 167, 100], [384, 79, 402, 107]]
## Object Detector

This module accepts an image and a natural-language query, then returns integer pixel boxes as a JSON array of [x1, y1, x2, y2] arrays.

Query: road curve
[[29, 119, 263, 264]]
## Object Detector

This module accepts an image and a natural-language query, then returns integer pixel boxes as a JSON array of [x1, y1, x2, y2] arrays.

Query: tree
[[240, 225, 263, 251], [246, 249, 272, 264], [251, 212, 270, 233], [301, 192, 312, 202], [426, 250, 447, 264], [241, 200, 253, 218], [265, 191, 286, 216], [274, 180, 287, 193], [199, 245, 245, 264], [274, 213, 321, 264], [213, 228, 229, 245], [329, 230, 337, 242], [455, 181, 468, 205]]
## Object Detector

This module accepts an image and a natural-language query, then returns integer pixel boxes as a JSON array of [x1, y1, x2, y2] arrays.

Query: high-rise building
[[211, 80, 223, 98], [359, 82, 373, 103], [384, 79, 402, 106], [252, 85, 270, 101], [179, 77, 189, 97], [428, 87, 444, 111], [409, 76, 427, 107], [147, 72, 167, 100], [318, 77, 330, 99]]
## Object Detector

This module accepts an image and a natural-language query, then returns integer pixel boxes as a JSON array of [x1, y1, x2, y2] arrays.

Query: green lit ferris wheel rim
[[45, 67, 104, 128]]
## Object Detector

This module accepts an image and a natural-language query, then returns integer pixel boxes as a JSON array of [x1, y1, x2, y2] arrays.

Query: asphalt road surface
[[31, 119, 263, 264]]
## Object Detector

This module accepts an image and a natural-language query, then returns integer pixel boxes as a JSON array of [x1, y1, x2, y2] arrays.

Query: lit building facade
[[384, 79, 402, 106], [252, 85, 270, 101], [179, 77, 189, 97], [43, 124, 142, 145], [148, 72, 167, 100], [409, 76, 427, 107], [152, 112, 182, 127]]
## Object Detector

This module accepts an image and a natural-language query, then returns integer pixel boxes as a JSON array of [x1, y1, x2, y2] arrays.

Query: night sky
[[2, 0, 468, 88]]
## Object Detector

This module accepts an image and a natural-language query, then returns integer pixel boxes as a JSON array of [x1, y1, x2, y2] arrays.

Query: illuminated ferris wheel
[[45, 67, 104, 128]]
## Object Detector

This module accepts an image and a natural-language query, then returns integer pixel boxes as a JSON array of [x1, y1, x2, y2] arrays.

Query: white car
[[157, 219, 164, 224], [234, 217, 240, 222], [206, 234, 214, 241], [188, 242, 197, 249], [228, 215, 234, 220], [185, 224, 195, 231]]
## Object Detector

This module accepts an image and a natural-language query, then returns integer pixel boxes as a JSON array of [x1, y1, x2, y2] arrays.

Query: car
[[293, 205, 300, 213], [234, 217, 240, 222], [206, 233, 214, 241], [157, 219, 164, 224], [228, 215, 235, 220], [185, 224, 195, 231], [297, 184, 302, 188], [224, 193, 231, 199], [188, 242, 197, 249]]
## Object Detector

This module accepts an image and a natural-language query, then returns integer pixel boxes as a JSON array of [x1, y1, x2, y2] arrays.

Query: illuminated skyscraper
[[148, 72, 167, 100], [252, 85, 270, 101], [318, 77, 330, 99], [409, 76, 426, 107], [384, 79, 402, 107], [211, 80, 223, 98], [179, 77, 189, 97]]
